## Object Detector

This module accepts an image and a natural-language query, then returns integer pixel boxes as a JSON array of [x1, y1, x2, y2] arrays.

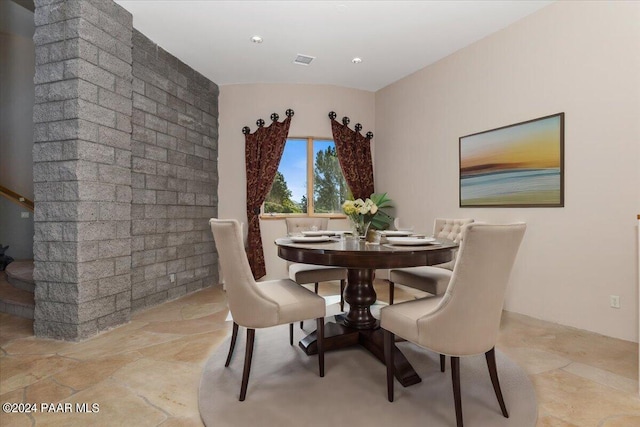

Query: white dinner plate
[[380, 230, 413, 237], [301, 230, 336, 236], [290, 236, 333, 243], [386, 237, 437, 246]]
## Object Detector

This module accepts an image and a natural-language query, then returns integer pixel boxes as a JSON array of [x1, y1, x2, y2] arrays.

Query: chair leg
[[440, 354, 446, 372], [225, 322, 239, 367], [289, 323, 293, 346], [316, 318, 325, 377], [340, 279, 345, 311], [239, 328, 255, 401], [451, 356, 463, 427], [301, 282, 321, 329], [389, 281, 395, 305], [384, 329, 395, 402], [486, 347, 509, 418]]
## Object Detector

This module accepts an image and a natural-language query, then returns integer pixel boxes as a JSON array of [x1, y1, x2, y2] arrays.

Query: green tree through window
[[313, 145, 348, 213], [264, 171, 302, 213], [263, 138, 348, 216]]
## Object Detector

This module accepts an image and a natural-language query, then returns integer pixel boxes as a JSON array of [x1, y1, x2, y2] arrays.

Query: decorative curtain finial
[[242, 126, 251, 135], [256, 119, 265, 128], [328, 111, 337, 120], [342, 116, 350, 126], [366, 131, 374, 139], [286, 109, 295, 117], [270, 113, 279, 122]]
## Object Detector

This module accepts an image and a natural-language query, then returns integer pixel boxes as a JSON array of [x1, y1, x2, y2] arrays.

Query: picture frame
[[459, 112, 564, 208]]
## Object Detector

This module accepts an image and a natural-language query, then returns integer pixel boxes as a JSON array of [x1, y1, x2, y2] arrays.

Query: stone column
[[32, 0, 133, 340]]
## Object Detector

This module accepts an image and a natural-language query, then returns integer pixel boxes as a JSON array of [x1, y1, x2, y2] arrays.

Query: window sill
[[259, 213, 347, 220]]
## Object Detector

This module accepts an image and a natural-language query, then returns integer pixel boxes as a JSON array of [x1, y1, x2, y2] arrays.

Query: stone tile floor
[[1, 280, 638, 426]]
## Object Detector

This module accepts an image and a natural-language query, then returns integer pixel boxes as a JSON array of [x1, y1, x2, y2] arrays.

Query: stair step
[[0, 273, 34, 319], [5, 260, 35, 292]]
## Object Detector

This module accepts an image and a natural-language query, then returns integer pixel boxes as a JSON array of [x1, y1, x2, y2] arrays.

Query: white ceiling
[[115, 1, 552, 92]]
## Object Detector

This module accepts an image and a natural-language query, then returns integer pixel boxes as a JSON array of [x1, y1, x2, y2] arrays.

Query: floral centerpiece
[[342, 193, 394, 239]]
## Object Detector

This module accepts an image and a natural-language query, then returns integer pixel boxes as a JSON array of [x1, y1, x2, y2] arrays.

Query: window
[[263, 138, 348, 216]]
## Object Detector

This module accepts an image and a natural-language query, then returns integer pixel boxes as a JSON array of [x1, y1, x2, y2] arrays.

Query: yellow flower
[[342, 192, 393, 231], [342, 197, 378, 218]]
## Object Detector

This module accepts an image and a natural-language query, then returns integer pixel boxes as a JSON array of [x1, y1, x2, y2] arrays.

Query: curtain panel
[[244, 111, 293, 279], [329, 112, 374, 200]]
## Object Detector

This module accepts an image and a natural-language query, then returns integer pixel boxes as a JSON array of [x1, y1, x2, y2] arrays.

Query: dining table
[[275, 234, 458, 387]]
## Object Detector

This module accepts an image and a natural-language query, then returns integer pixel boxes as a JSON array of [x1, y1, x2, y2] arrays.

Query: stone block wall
[[130, 30, 219, 311], [32, 0, 218, 340], [32, 0, 133, 340]]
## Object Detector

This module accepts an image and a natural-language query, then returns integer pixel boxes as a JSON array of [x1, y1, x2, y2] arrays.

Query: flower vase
[[351, 218, 371, 240]]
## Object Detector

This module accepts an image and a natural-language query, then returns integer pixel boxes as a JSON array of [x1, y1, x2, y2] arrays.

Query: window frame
[[260, 136, 347, 220]]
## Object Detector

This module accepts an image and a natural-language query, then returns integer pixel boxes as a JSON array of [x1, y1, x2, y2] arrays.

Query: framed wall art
[[459, 113, 564, 207]]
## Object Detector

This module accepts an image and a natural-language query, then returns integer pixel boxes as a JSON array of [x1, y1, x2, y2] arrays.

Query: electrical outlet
[[21, 212, 30, 218], [610, 295, 620, 309], [170, 273, 176, 283]]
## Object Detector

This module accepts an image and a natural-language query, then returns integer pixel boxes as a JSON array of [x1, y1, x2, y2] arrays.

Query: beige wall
[[218, 84, 375, 279], [375, 1, 640, 341]]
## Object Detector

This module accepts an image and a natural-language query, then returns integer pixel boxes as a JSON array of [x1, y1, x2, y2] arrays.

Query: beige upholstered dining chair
[[381, 223, 526, 427], [209, 218, 327, 401], [388, 218, 474, 304], [285, 217, 347, 319]]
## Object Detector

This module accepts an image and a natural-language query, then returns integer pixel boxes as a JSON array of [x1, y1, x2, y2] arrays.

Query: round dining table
[[275, 235, 458, 387]]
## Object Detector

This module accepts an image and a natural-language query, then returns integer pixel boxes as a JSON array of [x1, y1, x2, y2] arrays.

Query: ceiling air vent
[[293, 54, 315, 66]]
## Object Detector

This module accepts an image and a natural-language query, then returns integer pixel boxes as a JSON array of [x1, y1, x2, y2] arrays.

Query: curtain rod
[[242, 109, 294, 135], [328, 111, 373, 139]]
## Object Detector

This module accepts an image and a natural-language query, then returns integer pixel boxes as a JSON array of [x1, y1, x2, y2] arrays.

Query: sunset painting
[[459, 113, 564, 207]]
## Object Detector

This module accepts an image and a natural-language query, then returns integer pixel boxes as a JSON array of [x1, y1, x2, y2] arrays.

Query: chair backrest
[[433, 218, 474, 243], [285, 217, 329, 234], [417, 223, 526, 356], [209, 219, 278, 328], [432, 218, 474, 269]]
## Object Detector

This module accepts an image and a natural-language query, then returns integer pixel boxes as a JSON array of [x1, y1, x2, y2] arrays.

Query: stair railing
[[0, 184, 34, 212]]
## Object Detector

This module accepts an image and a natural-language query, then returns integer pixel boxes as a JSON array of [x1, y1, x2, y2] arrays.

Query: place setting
[[287, 229, 353, 243], [379, 229, 414, 237], [384, 236, 441, 247], [288, 235, 336, 243], [373, 228, 442, 247]]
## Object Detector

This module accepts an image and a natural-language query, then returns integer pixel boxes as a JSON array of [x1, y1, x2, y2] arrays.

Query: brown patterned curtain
[[244, 110, 294, 279], [329, 112, 375, 199]]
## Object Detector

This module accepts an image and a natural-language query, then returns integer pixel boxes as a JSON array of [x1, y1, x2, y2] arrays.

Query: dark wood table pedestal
[[298, 267, 422, 386], [276, 238, 457, 388], [299, 319, 422, 387]]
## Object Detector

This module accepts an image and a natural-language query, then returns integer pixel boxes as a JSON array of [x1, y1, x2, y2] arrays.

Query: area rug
[[198, 313, 537, 426]]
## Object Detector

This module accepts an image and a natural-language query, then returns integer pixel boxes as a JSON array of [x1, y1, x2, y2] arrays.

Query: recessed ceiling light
[[250, 35, 263, 44], [352, 57, 362, 64]]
